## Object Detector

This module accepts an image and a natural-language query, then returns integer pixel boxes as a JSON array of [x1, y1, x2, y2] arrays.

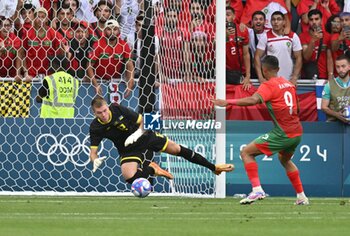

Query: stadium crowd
[[0, 0, 349, 121]]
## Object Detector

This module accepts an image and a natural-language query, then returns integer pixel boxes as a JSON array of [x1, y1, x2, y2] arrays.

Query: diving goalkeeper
[[89, 96, 234, 184]]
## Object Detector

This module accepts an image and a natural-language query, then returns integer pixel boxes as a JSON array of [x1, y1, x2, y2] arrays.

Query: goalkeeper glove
[[92, 156, 107, 173], [124, 128, 144, 147]]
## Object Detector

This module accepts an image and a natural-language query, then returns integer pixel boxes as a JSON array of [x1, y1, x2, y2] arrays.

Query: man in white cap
[[87, 19, 134, 96]]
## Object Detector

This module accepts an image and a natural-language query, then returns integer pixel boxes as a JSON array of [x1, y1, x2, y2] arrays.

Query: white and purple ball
[[131, 178, 152, 198], [344, 105, 350, 121]]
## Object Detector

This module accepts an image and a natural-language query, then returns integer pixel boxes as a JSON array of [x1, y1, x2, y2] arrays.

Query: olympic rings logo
[[36, 134, 105, 167]]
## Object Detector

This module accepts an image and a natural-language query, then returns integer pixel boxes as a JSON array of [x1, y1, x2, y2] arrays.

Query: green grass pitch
[[0, 196, 350, 236]]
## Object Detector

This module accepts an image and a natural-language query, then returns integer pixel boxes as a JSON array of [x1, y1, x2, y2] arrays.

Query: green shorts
[[254, 129, 302, 157]]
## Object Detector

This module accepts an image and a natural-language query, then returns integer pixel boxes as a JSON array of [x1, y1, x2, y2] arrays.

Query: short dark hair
[[308, 9, 322, 19], [93, 0, 113, 15], [20, 3, 36, 15], [271, 11, 284, 20], [91, 96, 107, 109], [226, 6, 235, 14], [262, 55, 279, 70], [57, 3, 73, 15], [325, 14, 340, 34], [252, 11, 266, 20], [336, 54, 350, 63]]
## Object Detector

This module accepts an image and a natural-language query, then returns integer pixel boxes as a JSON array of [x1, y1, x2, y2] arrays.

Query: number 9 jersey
[[255, 77, 303, 138]]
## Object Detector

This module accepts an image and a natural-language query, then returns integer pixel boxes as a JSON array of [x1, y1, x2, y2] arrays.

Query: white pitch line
[[1, 216, 349, 221], [2, 211, 350, 216]]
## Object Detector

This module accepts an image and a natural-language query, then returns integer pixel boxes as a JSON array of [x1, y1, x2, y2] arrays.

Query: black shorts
[[120, 131, 168, 165]]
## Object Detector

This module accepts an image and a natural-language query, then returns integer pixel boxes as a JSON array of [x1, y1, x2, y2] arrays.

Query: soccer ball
[[131, 178, 152, 198], [343, 105, 350, 121]]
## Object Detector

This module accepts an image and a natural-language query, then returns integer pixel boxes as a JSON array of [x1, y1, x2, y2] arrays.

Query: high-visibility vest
[[327, 78, 350, 121], [40, 71, 79, 118]]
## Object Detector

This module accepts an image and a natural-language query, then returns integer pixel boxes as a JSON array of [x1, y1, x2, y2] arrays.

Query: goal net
[[0, 0, 222, 197]]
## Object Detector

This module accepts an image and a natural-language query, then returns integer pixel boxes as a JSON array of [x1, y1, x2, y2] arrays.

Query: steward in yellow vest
[[36, 56, 79, 118]]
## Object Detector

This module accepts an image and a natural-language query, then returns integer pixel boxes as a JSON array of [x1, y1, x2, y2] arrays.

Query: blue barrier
[[226, 121, 349, 197], [343, 124, 350, 196]]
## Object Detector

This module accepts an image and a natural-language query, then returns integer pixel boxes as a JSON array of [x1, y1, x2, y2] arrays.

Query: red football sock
[[287, 170, 304, 194], [244, 162, 261, 187]]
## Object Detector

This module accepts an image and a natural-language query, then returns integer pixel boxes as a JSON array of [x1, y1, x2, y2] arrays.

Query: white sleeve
[[345, 0, 350, 12], [292, 34, 303, 52], [256, 32, 268, 51], [278, 4, 288, 15], [0, 0, 18, 18]]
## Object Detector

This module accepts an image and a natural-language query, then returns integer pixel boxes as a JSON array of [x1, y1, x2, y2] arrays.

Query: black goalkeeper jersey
[[89, 104, 141, 155]]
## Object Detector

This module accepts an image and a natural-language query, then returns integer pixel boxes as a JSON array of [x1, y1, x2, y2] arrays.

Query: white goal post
[[0, 0, 227, 197]]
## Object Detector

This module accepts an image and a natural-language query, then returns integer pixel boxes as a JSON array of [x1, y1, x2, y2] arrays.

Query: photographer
[[226, 6, 251, 90], [330, 12, 350, 62], [299, 9, 333, 80]]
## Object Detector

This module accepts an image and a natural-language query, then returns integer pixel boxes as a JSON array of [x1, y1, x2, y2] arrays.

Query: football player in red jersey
[[212, 55, 309, 205]]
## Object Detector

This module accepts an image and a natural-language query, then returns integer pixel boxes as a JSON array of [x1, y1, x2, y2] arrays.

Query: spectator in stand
[[38, 0, 58, 20], [188, 0, 214, 40], [58, 0, 81, 25], [119, 0, 139, 49], [321, 54, 350, 123], [247, 11, 268, 79], [68, 21, 94, 80], [0, 18, 21, 80], [87, 19, 134, 95], [191, 30, 214, 81], [64, 0, 80, 13], [166, 0, 187, 28], [157, 8, 191, 81], [248, 11, 268, 57], [240, 0, 291, 33], [75, 0, 99, 23], [133, 15, 143, 79], [330, 12, 350, 74], [90, 0, 114, 40], [226, 7, 251, 90], [54, 4, 76, 41], [254, 11, 302, 85], [188, 0, 215, 62], [153, 0, 164, 36], [299, 9, 333, 80], [297, 0, 340, 33], [326, 14, 341, 76], [17, 3, 36, 38], [228, 0, 243, 24], [18, 7, 68, 81]]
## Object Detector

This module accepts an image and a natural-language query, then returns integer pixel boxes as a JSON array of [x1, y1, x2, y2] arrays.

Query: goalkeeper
[[89, 96, 234, 184]]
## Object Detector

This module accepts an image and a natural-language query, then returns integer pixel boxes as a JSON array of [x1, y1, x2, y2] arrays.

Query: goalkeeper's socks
[[244, 162, 261, 188], [287, 170, 304, 193], [125, 167, 155, 184], [177, 145, 216, 171]]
